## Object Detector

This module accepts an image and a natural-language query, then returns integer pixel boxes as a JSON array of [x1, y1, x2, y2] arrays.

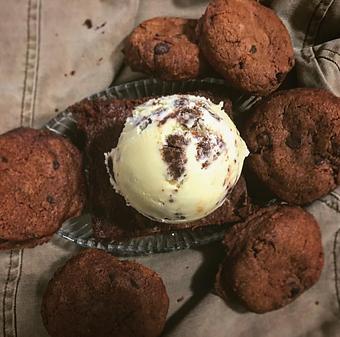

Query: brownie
[[0, 128, 86, 248], [41, 249, 169, 337], [123, 17, 208, 80], [243, 88, 340, 205], [216, 205, 324, 313], [71, 93, 252, 241], [198, 0, 294, 95]]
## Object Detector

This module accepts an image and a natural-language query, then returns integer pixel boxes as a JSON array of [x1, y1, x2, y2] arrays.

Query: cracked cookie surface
[[123, 17, 207, 80], [243, 88, 340, 205], [198, 0, 294, 95], [216, 205, 324, 313], [0, 127, 86, 244], [41, 249, 169, 337]]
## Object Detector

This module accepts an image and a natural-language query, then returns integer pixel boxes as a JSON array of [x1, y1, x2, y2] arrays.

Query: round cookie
[[41, 249, 169, 337], [123, 17, 207, 80], [216, 205, 324, 313], [0, 127, 86, 244], [243, 88, 340, 205], [198, 0, 294, 95]]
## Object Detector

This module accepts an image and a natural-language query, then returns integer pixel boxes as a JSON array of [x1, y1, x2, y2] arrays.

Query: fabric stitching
[[320, 48, 340, 58], [333, 229, 340, 311], [20, 0, 32, 126], [302, 0, 334, 49], [31, 0, 42, 126], [2, 251, 13, 337], [312, 0, 335, 45], [302, 0, 324, 48], [13, 250, 23, 337], [20, 0, 39, 127], [316, 56, 340, 71]]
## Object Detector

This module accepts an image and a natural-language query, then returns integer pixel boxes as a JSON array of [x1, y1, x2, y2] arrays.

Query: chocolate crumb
[[70, 70, 76, 76], [83, 19, 93, 29], [154, 42, 170, 55], [185, 266, 189, 269], [54, 108, 59, 112], [95, 22, 106, 30], [47, 195, 55, 204], [276, 72, 285, 82], [64, 74, 68, 77], [289, 286, 300, 298], [250, 45, 257, 54], [0, 155, 8, 163], [285, 134, 302, 149], [315, 301, 319, 305], [174, 212, 186, 220], [177, 296, 184, 303], [53, 160, 60, 170]]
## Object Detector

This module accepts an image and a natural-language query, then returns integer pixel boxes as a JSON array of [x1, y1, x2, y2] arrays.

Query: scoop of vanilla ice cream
[[105, 94, 249, 223]]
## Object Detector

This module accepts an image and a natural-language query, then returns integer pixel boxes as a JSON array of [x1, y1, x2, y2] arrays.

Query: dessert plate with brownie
[[48, 78, 258, 255]]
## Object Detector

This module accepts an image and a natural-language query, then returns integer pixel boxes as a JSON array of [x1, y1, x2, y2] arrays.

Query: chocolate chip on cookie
[[41, 249, 169, 337], [243, 88, 340, 205], [216, 205, 324, 313], [198, 0, 294, 95], [123, 17, 208, 80], [0, 127, 86, 249]]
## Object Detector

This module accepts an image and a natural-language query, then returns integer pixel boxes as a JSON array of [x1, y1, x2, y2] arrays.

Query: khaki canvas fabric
[[0, 1, 339, 336]]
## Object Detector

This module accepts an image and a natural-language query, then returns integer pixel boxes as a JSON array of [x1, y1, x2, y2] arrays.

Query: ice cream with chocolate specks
[[105, 94, 248, 223]]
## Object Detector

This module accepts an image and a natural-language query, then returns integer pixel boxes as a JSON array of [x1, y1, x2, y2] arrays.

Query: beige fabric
[[0, 0, 340, 336]]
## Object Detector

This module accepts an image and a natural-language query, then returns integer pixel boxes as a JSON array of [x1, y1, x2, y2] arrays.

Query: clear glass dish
[[45, 78, 260, 256]]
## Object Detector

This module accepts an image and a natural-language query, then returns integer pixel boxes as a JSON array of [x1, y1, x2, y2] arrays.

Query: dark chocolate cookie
[[0, 128, 86, 246], [72, 93, 252, 241], [198, 0, 294, 95], [216, 205, 324, 313], [123, 17, 207, 80], [41, 249, 169, 337], [243, 88, 340, 205]]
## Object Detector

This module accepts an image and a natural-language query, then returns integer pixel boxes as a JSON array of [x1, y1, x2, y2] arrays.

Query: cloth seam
[[316, 56, 340, 71], [31, 0, 42, 126], [2, 251, 13, 337], [302, 0, 334, 49], [333, 228, 340, 311], [13, 250, 23, 337], [20, 0, 40, 127], [20, 0, 32, 126]]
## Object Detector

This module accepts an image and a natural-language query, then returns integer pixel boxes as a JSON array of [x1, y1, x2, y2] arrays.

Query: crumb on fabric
[[177, 296, 184, 303], [83, 19, 92, 29]]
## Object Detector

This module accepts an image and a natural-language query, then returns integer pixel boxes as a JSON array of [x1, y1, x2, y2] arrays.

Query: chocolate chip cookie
[[123, 17, 207, 80], [198, 0, 294, 95], [243, 88, 340, 205], [216, 205, 324, 313], [72, 93, 252, 241], [0, 128, 86, 248], [41, 249, 169, 337]]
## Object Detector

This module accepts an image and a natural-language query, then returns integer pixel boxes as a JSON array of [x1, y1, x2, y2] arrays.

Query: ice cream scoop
[[105, 94, 249, 223]]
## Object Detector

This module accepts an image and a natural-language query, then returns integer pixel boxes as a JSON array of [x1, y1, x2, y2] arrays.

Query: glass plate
[[45, 78, 260, 256]]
